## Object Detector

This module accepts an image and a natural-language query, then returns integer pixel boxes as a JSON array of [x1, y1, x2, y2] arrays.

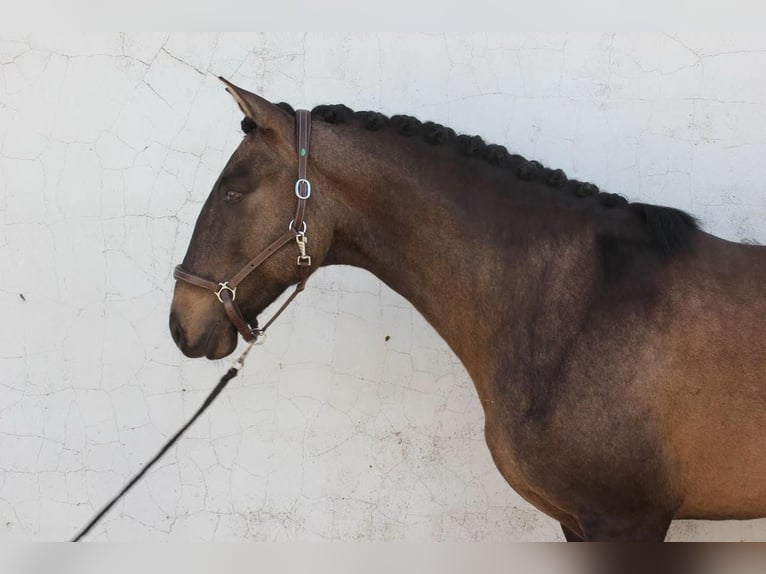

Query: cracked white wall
[[0, 33, 765, 541]]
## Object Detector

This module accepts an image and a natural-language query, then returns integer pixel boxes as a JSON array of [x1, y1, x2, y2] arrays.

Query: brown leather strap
[[228, 229, 296, 288], [293, 109, 311, 230], [257, 280, 305, 334], [293, 198, 307, 231], [297, 109, 311, 179], [173, 109, 313, 343], [220, 290, 257, 342], [174, 265, 219, 291]]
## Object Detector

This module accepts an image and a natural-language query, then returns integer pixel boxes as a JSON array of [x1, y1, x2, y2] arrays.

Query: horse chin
[[205, 324, 239, 360]]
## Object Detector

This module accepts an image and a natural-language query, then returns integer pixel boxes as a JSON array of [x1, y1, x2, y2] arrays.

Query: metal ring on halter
[[294, 178, 311, 199], [288, 219, 307, 234], [249, 327, 266, 344]]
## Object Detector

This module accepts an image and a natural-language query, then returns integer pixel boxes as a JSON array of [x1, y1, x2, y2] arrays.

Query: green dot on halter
[[300, 148, 306, 157]]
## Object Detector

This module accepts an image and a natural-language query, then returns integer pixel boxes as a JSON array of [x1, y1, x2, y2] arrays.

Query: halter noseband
[[173, 109, 313, 342]]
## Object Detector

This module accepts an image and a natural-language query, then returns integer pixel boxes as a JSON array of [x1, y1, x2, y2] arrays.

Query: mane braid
[[264, 101, 700, 260]]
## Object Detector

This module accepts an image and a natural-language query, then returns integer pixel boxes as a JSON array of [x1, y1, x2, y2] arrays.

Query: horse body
[[484, 231, 766, 539], [662, 235, 766, 520], [170, 82, 766, 541]]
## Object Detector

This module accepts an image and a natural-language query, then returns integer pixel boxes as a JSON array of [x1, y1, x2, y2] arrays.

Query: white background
[[0, 33, 764, 541]]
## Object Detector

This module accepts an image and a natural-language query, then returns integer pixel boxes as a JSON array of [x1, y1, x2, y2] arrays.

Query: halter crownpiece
[[173, 109, 313, 342]]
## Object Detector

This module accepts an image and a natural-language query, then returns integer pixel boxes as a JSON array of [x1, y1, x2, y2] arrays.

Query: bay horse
[[169, 79, 766, 541]]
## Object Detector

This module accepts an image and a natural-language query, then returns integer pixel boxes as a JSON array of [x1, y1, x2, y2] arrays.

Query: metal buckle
[[214, 281, 236, 303], [294, 178, 311, 200], [248, 327, 266, 343]]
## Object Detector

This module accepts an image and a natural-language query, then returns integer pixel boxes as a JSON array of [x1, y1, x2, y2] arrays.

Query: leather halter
[[173, 109, 313, 342]]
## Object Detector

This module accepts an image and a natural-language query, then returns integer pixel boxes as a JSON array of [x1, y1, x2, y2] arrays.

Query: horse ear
[[218, 77, 292, 138]]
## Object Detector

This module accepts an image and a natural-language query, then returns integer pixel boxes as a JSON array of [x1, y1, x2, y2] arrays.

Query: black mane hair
[[242, 103, 700, 262]]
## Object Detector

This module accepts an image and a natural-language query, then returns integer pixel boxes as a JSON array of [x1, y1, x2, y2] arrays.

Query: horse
[[169, 78, 766, 542]]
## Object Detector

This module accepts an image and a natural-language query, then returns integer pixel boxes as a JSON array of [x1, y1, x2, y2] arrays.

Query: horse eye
[[224, 190, 243, 203]]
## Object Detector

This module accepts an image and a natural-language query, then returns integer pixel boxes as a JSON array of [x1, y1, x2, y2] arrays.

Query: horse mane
[[242, 103, 700, 260]]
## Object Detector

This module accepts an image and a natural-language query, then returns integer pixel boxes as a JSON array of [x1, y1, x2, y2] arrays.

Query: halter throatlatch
[[173, 109, 313, 342]]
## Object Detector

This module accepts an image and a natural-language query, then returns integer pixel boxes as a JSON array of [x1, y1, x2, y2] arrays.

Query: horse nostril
[[169, 313, 186, 348]]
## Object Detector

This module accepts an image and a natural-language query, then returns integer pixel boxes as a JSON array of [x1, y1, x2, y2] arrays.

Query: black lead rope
[[71, 342, 256, 541]]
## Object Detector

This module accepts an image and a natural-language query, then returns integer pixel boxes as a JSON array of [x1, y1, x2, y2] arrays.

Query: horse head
[[169, 80, 338, 359]]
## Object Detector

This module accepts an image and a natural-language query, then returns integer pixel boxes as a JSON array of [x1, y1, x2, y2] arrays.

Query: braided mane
[[241, 103, 700, 258]]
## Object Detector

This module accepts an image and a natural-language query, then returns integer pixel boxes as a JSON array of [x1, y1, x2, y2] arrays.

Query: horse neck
[[319, 130, 596, 391]]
